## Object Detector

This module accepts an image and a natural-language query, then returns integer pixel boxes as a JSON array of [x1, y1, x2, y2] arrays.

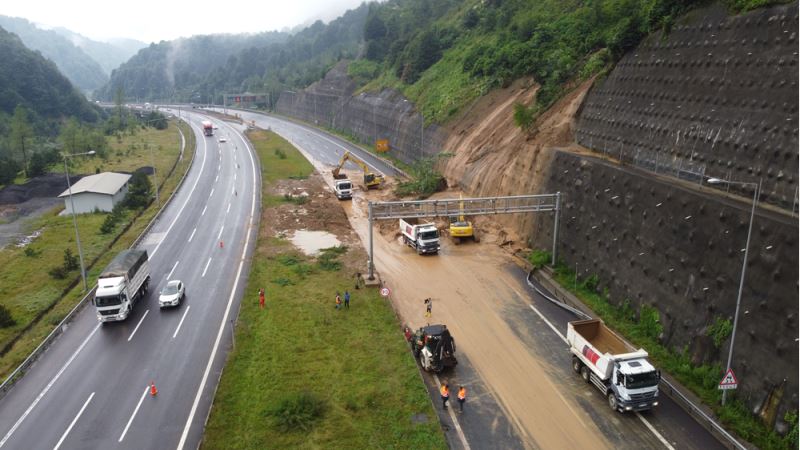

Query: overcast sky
[[0, 0, 367, 43]]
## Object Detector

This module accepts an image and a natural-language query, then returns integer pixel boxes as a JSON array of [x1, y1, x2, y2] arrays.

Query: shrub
[[528, 249, 551, 268], [49, 266, 67, 279], [0, 304, 16, 328], [266, 391, 326, 432], [274, 148, 287, 159], [706, 316, 733, 348], [63, 248, 79, 271]]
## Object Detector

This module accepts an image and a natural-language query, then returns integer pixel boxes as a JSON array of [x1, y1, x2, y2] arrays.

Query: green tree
[[63, 248, 79, 271], [59, 118, 82, 156], [10, 105, 33, 177], [0, 303, 15, 328], [0, 158, 19, 185], [124, 171, 152, 209]]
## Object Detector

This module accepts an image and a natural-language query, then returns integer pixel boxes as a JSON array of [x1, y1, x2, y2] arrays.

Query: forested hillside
[[52, 27, 146, 76], [0, 27, 99, 123], [95, 31, 290, 102], [95, 4, 368, 104], [0, 16, 107, 93], [355, 0, 791, 124]]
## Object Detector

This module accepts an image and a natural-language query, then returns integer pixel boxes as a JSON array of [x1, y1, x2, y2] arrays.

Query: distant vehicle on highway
[[159, 280, 185, 308], [219, 137, 227, 143]]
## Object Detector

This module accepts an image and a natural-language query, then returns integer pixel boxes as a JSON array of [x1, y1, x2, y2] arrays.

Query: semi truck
[[202, 120, 214, 136], [94, 250, 151, 322], [408, 324, 457, 373], [568, 319, 660, 412], [399, 218, 440, 255]]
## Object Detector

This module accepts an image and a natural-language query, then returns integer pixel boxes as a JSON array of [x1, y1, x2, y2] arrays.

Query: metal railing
[[371, 194, 559, 220]]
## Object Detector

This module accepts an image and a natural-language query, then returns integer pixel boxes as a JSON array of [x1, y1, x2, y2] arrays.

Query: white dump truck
[[334, 179, 352, 200], [399, 218, 440, 255], [94, 250, 151, 322], [567, 319, 660, 412]]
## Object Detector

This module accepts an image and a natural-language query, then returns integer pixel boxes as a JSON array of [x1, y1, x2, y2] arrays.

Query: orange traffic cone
[[150, 381, 158, 397], [219, 240, 224, 249]]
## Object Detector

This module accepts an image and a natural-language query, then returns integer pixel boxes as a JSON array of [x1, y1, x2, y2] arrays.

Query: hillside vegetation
[[0, 16, 108, 93], [0, 27, 99, 124], [95, 4, 368, 105], [357, 0, 792, 125]]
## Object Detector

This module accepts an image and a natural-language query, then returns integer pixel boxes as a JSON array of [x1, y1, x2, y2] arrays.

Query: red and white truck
[[399, 218, 440, 255], [202, 120, 214, 136], [568, 319, 660, 412]]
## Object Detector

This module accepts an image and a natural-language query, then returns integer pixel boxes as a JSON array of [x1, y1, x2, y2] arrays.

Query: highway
[[214, 107, 726, 450], [0, 112, 259, 449]]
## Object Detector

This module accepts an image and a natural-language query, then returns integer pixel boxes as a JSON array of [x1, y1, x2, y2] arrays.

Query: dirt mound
[[0, 173, 82, 205]]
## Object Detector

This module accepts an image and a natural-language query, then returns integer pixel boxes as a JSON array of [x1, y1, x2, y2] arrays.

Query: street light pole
[[707, 177, 761, 405], [62, 151, 96, 291]]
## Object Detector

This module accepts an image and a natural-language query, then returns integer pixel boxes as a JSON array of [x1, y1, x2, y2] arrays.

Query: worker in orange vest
[[440, 383, 450, 409], [457, 386, 466, 412]]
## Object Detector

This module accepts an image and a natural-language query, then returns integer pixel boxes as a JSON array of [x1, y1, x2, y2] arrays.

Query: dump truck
[[332, 151, 384, 189], [94, 250, 151, 322], [408, 324, 457, 373], [400, 218, 440, 255], [334, 179, 353, 200], [202, 120, 214, 136], [568, 319, 660, 412]]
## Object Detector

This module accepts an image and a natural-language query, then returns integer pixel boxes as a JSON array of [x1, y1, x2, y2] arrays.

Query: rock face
[[576, 3, 798, 209], [275, 61, 447, 165]]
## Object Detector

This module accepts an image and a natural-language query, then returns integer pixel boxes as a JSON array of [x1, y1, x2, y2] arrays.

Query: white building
[[58, 172, 132, 214]]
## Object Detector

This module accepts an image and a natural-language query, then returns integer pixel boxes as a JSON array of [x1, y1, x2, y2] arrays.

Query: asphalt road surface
[[0, 112, 259, 449], [215, 107, 726, 450]]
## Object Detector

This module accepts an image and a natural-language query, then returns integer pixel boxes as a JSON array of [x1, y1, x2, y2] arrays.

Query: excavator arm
[[332, 151, 384, 189]]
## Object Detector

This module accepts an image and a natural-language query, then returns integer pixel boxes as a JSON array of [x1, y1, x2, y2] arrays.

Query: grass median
[[201, 130, 446, 449]]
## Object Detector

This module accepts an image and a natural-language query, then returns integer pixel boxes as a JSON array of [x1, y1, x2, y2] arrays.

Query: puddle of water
[[289, 230, 341, 256]]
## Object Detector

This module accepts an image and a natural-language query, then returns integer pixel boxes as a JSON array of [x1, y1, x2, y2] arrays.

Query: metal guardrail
[[526, 268, 748, 450], [371, 194, 559, 220], [0, 119, 195, 400]]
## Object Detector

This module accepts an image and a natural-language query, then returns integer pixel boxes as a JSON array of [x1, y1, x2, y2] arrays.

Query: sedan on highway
[[159, 280, 185, 308], [219, 137, 227, 143]]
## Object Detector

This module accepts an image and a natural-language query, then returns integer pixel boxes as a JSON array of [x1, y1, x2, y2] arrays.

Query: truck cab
[[606, 357, 660, 412], [334, 179, 352, 200]]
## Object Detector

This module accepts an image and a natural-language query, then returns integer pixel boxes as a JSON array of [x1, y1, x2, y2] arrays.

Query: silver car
[[159, 280, 185, 308]]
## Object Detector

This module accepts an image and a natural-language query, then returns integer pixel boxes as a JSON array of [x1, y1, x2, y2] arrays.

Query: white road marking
[[167, 260, 179, 279], [637, 413, 676, 450], [209, 188, 214, 198], [226, 203, 231, 214], [188, 228, 196, 242], [0, 323, 101, 448], [202, 257, 212, 278], [173, 306, 191, 339], [53, 392, 94, 450], [233, 173, 236, 181], [177, 118, 258, 450], [432, 374, 471, 450], [217, 225, 224, 240], [528, 304, 567, 344], [127, 309, 149, 342], [201, 205, 207, 216], [215, 174, 218, 182], [151, 122, 209, 258], [118, 386, 149, 442], [526, 303, 674, 449]]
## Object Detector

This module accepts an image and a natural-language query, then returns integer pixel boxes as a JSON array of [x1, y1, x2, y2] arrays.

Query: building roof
[[58, 172, 131, 198]]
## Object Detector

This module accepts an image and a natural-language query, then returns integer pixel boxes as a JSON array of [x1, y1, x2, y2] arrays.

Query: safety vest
[[458, 388, 466, 400], [440, 385, 449, 398]]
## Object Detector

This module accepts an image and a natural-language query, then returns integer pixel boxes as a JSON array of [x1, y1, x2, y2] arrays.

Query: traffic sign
[[380, 287, 391, 297], [718, 368, 739, 390]]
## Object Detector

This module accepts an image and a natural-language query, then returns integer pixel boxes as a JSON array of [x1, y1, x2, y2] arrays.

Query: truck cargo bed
[[570, 319, 629, 354]]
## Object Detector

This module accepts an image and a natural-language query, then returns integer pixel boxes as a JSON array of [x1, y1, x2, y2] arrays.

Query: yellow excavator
[[449, 195, 478, 244], [332, 151, 384, 189]]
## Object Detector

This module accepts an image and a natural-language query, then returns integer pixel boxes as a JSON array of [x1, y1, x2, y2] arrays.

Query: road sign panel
[[718, 368, 738, 390], [380, 287, 390, 297]]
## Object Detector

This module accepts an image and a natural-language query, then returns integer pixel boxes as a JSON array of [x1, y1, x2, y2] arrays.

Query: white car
[[159, 280, 185, 308], [219, 137, 227, 143]]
